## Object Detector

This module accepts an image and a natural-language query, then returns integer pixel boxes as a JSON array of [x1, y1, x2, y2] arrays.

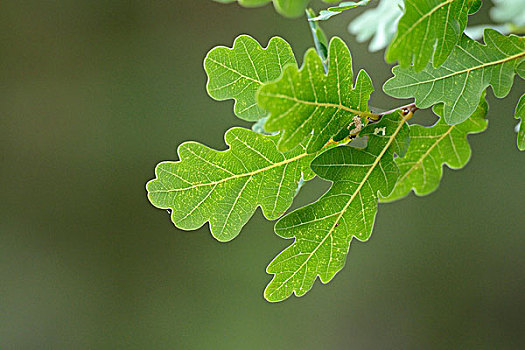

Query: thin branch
[[306, 9, 328, 73], [368, 103, 419, 122]]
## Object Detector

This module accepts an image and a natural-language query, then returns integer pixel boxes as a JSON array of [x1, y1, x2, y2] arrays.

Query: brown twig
[[368, 103, 419, 123]]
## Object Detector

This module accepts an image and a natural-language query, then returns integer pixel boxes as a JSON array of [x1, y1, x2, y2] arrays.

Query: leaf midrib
[[268, 113, 411, 297], [151, 149, 308, 193], [396, 116, 485, 187], [397, 124, 455, 185], [259, 92, 376, 118], [390, 0, 454, 50], [207, 57, 263, 85], [392, 51, 525, 89]]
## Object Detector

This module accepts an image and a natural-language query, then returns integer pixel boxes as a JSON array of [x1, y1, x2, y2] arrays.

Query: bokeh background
[[1, 1, 524, 349]]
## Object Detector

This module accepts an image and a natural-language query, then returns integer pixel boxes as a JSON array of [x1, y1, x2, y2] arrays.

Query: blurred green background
[[1, 1, 524, 349]]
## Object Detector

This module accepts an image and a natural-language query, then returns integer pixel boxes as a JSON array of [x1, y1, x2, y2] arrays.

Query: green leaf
[[204, 35, 296, 121], [258, 37, 374, 153], [306, 8, 329, 70], [386, 0, 481, 71], [516, 94, 525, 151], [213, 0, 311, 18], [272, 0, 310, 17], [213, 0, 272, 7], [384, 30, 525, 125], [214, 0, 266, 3], [348, 0, 403, 52], [309, 1, 370, 22], [214, 0, 349, 18], [382, 96, 488, 202], [146, 128, 321, 242], [264, 111, 410, 302]]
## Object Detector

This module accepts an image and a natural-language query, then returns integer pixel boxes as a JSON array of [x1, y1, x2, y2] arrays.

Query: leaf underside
[[491, 0, 525, 27], [147, 128, 318, 242], [382, 95, 488, 202], [348, 0, 403, 52], [386, 0, 481, 71], [258, 37, 374, 153], [309, 1, 370, 22], [264, 112, 410, 302], [384, 29, 525, 125], [204, 35, 296, 121]]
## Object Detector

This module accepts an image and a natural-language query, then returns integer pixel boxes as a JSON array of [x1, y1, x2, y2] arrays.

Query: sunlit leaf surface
[[384, 30, 525, 124], [264, 112, 410, 302], [147, 128, 318, 242], [386, 0, 481, 71], [205, 35, 296, 121], [383, 96, 488, 202], [258, 37, 374, 153]]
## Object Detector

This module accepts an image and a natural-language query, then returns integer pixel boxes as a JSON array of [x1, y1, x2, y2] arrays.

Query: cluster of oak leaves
[[147, 0, 525, 302]]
